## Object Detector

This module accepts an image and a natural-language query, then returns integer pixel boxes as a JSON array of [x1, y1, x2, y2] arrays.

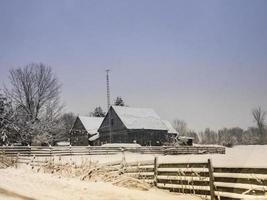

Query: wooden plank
[[214, 172, 267, 180], [157, 183, 210, 191], [215, 182, 266, 196], [157, 175, 209, 182], [125, 168, 154, 173], [154, 157, 158, 186], [159, 162, 208, 169], [215, 182, 267, 192], [157, 167, 209, 173], [157, 179, 210, 186], [215, 191, 266, 199], [214, 168, 267, 174], [125, 160, 154, 166], [208, 159, 216, 200], [215, 178, 267, 187]]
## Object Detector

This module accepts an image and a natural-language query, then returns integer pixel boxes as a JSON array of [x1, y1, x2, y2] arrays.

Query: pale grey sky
[[0, 0, 267, 131]]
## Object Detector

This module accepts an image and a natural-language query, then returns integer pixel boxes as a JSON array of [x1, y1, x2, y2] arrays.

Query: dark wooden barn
[[70, 116, 104, 146], [98, 106, 178, 146]]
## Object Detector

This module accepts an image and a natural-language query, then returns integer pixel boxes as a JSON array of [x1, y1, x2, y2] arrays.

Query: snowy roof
[[78, 116, 104, 135], [112, 106, 168, 131], [88, 133, 99, 141], [162, 120, 179, 134]]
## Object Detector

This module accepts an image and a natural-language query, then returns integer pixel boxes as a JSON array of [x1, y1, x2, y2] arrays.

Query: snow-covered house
[[98, 106, 176, 146], [70, 116, 104, 146]]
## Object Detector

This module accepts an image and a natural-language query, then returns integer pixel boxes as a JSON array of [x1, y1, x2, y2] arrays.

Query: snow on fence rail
[[0, 145, 225, 157], [95, 158, 267, 200]]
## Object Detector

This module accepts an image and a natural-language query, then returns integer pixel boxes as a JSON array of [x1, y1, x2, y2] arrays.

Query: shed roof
[[162, 120, 179, 134], [78, 116, 104, 135], [112, 106, 168, 131]]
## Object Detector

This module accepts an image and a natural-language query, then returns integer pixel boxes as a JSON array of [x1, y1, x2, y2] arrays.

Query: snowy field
[[0, 168, 202, 200], [1, 145, 267, 200], [35, 145, 267, 168]]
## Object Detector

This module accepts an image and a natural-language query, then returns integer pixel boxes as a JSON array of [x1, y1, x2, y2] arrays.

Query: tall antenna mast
[[106, 69, 112, 143], [106, 69, 111, 111]]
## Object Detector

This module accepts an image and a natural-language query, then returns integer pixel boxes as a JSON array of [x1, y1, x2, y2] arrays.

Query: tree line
[[173, 107, 267, 146]]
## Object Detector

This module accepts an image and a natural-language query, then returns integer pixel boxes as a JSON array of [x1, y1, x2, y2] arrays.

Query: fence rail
[[108, 159, 267, 200], [0, 145, 225, 157]]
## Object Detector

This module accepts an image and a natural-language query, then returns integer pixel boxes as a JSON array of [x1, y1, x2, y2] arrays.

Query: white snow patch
[[101, 143, 142, 148]]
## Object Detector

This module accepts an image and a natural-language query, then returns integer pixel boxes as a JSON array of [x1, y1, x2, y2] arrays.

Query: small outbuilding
[[70, 116, 104, 146]]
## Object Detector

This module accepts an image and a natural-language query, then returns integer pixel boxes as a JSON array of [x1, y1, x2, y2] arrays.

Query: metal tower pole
[[106, 69, 112, 143], [106, 69, 110, 111]]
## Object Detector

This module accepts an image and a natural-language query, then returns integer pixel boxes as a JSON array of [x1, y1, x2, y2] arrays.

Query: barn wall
[[98, 107, 127, 144], [127, 129, 168, 146], [98, 107, 126, 132], [70, 117, 89, 146], [98, 107, 168, 146]]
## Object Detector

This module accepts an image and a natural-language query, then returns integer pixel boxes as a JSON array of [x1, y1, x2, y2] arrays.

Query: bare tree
[[252, 106, 266, 144], [173, 119, 187, 135], [4, 63, 63, 145], [5, 63, 61, 122]]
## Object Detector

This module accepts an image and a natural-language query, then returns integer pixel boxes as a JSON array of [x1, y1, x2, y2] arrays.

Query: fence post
[[31, 154, 36, 169], [49, 145, 52, 157], [69, 145, 72, 156], [15, 153, 20, 168], [154, 156, 158, 186], [28, 144, 31, 156], [208, 159, 216, 200], [87, 145, 90, 155], [2, 147, 5, 161]]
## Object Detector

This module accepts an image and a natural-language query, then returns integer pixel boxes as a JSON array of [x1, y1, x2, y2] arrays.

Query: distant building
[[70, 116, 104, 146], [98, 106, 177, 146], [177, 136, 194, 146]]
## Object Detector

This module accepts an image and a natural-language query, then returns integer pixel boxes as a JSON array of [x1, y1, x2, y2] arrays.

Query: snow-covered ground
[[2, 145, 267, 200], [35, 145, 267, 168], [0, 168, 202, 200]]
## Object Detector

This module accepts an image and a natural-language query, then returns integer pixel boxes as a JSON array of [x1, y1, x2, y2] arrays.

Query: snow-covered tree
[[114, 96, 125, 106], [90, 106, 106, 117], [199, 128, 218, 144], [53, 112, 76, 142], [0, 93, 18, 145], [3, 63, 64, 145], [252, 107, 266, 144], [173, 119, 187, 135], [218, 127, 243, 147]]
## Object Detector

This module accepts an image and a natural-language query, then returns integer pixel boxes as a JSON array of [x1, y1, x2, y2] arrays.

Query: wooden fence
[[1, 149, 267, 200], [0, 145, 225, 157], [112, 159, 267, 200]]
